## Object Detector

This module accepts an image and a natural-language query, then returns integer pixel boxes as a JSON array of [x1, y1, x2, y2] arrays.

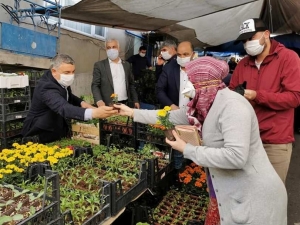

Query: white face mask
[[107, 49, 119, 60], [139, 53, 146, 57], [58, 74, 75, 87], [177, 56, 191, 67], [161, 51, 172, 60], [182, 80, 195, 98], [244, 32, 265, 56]]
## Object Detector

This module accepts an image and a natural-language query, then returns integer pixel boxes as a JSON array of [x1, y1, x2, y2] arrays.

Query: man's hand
[[244, 89, 257, 100], [114, 104, 133, 117], [165, 130, 186, 153], [156, 55, 165, 66], [81, 101, 96, 109], [92, 106, 118, 119], [134, 103, 140, 109], [170, 104, 179, 110], [97, 100, 105, 107]]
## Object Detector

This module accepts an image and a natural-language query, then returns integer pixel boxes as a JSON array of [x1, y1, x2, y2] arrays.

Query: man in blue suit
[[22, 54, 117, 143]]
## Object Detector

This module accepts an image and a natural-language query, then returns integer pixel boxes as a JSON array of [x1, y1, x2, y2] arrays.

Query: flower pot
[[164, 128, 175, 141]]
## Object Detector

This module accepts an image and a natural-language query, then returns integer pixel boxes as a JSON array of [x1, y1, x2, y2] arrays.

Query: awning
[[61, 0, 300, 48]]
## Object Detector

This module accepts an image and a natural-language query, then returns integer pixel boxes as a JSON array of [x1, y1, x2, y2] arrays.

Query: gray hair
[[161, 40, 177, 51], [50, 54, 75, 69], [105, 39, 120, 48]]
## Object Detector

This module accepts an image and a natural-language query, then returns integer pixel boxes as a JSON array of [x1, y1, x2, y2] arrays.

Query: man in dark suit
[[91, 39, 139, 108], [156, 41, 195, 181], [22, 54, 117, 143], [155, 40, 177, 82], [156, 41, 195, 110]]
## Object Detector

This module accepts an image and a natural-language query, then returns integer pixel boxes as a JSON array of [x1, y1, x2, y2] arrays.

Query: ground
[[287, 133, 300, 225]]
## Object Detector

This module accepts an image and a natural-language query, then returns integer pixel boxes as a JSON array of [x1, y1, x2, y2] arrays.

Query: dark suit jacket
[[155, 55, 177, 82], [156, 57, 180, 107], [22, 70, 85, 143], [91, 58, 138, 105]]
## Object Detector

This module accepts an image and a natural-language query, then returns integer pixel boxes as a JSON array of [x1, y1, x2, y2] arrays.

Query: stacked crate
[[0, 74, 30, 149]]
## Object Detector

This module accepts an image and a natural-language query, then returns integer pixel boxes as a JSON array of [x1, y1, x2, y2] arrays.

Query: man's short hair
[[50, 54, 75, 69], [105, 39, 120, 48], [139, 46, 147, 51], [161, 40, 177, 51]]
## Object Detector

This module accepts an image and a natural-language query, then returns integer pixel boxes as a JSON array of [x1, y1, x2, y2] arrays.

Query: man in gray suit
[[91, 39, 140, 108]]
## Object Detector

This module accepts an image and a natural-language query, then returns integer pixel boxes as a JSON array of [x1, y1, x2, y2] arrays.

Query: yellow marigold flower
[[3, 169, 13, 174], [163, 106, 171, 111], [157, 110, 167, 117], [6, 157, 16, 162], [6, 165, 15, 169], [26, 142, 33, 146], [47, 156, 58, 165], [0, 174, 3, 179], [12, 143, 19, 147], [156, 120, 161, 125]]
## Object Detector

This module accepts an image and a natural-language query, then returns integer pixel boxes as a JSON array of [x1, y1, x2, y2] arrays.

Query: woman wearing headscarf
[[115, 56, 287, 225]]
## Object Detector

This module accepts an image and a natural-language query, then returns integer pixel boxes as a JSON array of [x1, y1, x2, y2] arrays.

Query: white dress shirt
[[109, 58, 127, 101], [179, 68, 190, 108]]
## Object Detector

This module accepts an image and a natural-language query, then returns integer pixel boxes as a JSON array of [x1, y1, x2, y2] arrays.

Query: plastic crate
[[110, 161, 148, 216], [56, 181, 111, 225], [27, 70, 45, 87], [0, 119, 24, 138], [73, 145, 94, 158], [136, 123, 167, 146], [0, 102, 29, 122], [147, 157, 174, 189], [101, 133, 137, 150], [0, 135, 22, 150], [5, 170, 61, 225], [24, 162, 52, 182], [100, 120, 135, 136], [0, 75, 29, 88], [0, 86, 30, 104], [81, 181, 112, 225]]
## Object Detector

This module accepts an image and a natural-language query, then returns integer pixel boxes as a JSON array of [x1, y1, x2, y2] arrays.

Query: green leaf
[[30, 206, 36, 215], [12, 214, 24, 221], [0, 216, 13, 224]]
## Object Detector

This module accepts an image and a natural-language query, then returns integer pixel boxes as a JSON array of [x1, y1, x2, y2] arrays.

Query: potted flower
[[111, 93, 118, 104], [179, 162, 207, 196], [155, 106, 175, 141]]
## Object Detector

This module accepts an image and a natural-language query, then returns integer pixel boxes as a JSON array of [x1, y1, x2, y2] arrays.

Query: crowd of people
[[21, 18, 300, 225]]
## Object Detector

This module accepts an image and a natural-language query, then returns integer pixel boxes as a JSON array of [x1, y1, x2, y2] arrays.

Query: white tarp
[[61, 0, 300, 47]]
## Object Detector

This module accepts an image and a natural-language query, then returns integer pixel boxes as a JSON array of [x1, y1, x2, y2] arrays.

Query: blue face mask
[[107, 49, 119, 60]]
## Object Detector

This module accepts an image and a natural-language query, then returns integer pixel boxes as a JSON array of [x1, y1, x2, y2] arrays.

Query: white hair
[[105, 39, 120, 48]]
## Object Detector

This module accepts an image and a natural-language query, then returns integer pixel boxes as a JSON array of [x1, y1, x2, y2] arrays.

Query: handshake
[[234, 81, 247, 96]]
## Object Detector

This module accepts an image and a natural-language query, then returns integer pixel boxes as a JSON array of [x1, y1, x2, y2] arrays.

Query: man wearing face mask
[[229, 18, 300, 184], [91, 39, 139, 108], [156, 41, 195, 110], [127, 46, 152, 81], [155, 40, 177, 82], [22, 54, 118, 143]]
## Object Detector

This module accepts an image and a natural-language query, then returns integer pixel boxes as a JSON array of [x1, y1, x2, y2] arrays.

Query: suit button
[[215, 189, 218, 192], [212, 175, 214, 178], [219, 203, 221, 206], [221, 218, 224, 221]]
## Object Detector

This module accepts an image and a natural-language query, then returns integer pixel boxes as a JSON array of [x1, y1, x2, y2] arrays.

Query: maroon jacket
[[229, 40, 300, 144]]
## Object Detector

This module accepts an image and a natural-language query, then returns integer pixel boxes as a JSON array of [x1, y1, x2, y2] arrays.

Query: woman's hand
[[165, 130, 187, 153], [114, 104, 134, 117]]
